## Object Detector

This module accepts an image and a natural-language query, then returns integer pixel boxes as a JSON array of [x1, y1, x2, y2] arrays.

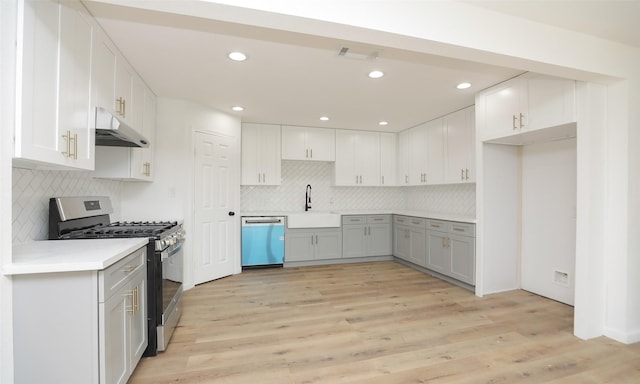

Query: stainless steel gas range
[[48, 196, 185, 356]]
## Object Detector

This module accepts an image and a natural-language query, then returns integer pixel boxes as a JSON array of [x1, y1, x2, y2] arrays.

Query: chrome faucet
[[305, 184, 312, 211]]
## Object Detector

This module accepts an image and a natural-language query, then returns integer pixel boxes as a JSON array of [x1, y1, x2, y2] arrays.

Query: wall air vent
[[337, 47, 379, 61]]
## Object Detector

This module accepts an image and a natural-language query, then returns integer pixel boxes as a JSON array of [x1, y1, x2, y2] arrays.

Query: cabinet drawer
[[394, 215, 409, 225], [450, 222, 475, 237], [394, 215, 426, 228], [427, 220, 448, 232], [342, 215, 366, 225], [367, 215, 391, 224], [99, 246, 146, 302]]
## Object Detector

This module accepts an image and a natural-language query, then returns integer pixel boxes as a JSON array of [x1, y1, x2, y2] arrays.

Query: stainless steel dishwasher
[[241, 216, 285, 268]]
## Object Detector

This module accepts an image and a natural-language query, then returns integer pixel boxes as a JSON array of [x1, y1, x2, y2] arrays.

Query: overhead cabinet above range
[[281, 125, 335, 161]]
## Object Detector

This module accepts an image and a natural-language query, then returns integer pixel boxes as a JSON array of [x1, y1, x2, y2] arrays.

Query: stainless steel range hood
[[94, 107, 150, 148]]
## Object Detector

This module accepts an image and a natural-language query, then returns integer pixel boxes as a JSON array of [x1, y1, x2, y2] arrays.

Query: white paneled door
[[193, 131, 239, 285]]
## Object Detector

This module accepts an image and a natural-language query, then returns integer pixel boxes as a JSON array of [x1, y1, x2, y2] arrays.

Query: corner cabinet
[[334, 130, 380, 186], [477, 73, 576, 142], [12, 247, 147, 384], [281, 125, 335, 161], [14, 0, 95, 170], [241, 123, 281, 185], [393, 216, 427, 266], [342, 215, 392, 258], [285, 228, 342, 262]]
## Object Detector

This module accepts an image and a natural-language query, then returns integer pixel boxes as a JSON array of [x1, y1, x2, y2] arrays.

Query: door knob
[[228, 211, 235, 216]]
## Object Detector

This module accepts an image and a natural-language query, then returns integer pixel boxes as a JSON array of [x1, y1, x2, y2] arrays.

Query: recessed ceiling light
[[456, 82, 471, 89], [368, 70, 384, 79], [228, 52, 247, 61], [378, 121, 389, 126], [231, 105, 244, 111], [320, 116, 330, 121]]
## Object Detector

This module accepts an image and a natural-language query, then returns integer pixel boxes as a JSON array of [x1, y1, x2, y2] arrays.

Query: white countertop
[[241, 210, 475, 223], [4, 238, 149, 275]]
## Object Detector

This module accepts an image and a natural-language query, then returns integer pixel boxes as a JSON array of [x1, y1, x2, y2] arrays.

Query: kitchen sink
[[287, 212, 341, 228]]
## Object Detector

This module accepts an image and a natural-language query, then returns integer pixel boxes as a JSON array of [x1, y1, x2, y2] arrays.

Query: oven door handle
[[161, 240, 184, 261]]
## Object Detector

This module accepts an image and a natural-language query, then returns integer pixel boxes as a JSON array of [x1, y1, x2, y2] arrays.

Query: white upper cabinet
[[477, 73, 576, 142], [241, 123, 281, 185], [129, 86, 156, 181], [281, 125, 335, 161], [408, 123, 428, 185], [91, 26, 143, 134], [397, 130, 410, 185], [444, 106, 475, 183], [334, 130, 380, 186], [399, 107, 475, 186], [14, 0, 94, 170], [426, 118, 444, 184], [93, 84, 157, 181], [380, 132, 397, 186]]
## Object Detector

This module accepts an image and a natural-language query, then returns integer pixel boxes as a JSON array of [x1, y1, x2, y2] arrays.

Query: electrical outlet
[[554, 270, 570, 286]]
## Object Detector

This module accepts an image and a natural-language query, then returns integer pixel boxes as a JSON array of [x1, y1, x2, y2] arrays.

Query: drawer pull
[[431, 224, 441, 228], [453, 227, 465, 232], [123, 265, 137, 273]]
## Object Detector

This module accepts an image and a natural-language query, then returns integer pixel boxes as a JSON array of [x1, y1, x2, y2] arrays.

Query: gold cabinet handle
[[125, 290, 135, 314], [381, 175, 385, 185], [122, 99, 126, 118], [461, 169, 464, 180], [305, 149, 309, 158], [310, 149, 313, 158], [73, 134, 78, 159], [116, 97, 124, 116], [519, 113, 524, 129], [465, 168, 469, 180], [62, 130, 71, 158], [512, 114, 517, 130]]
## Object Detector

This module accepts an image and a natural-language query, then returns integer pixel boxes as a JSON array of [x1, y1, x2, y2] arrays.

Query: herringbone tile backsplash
[[13, 162, 475, 244], [240, 161, 476, 215], [12, 168, 122, 244]]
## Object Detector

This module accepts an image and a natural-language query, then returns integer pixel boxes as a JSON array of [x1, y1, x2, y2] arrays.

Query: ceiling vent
[[337, 47, 379, 61]]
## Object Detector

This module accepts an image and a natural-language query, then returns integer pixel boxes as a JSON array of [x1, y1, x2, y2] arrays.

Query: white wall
[[521, 138, 576, 305], [121, 98, 242, 288], [1, 1, 17, 380]]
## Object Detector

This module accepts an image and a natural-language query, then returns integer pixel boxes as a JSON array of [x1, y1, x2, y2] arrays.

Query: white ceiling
[[83, 1, 639, 133]]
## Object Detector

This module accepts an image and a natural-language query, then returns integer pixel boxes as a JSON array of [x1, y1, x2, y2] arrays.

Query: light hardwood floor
[[130, 261, 640, 383]]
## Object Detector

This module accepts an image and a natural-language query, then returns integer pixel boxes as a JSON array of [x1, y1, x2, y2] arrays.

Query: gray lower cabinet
[[426, 220, 476, 285], [12, 247, 147, 384], [342, 215, 392, 258], [393, 215, 427, 266], [285, 228, 342, 262]]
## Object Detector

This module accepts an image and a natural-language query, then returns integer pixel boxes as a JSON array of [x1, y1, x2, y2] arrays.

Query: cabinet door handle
[[465, 169, 469, 180], [310, 149, 313, 158], [405, 175, 408, 184], [519, 113, 525, 128], [315, 235, 318, 244], [461, 169, 464, 180], [306, 149, 309, 158], [62, 131, 70, 158], [381, 175, 384, 185], [512, 114, 517, 130], [125, 290, 135, 314]]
